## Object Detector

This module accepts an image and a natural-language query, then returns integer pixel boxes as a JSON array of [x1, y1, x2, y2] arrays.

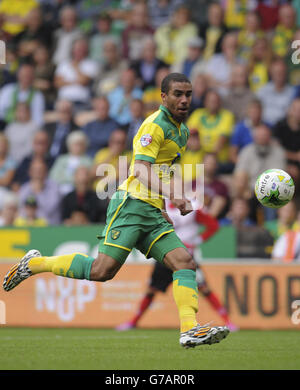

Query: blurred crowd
[[1, 0, 300, 260]]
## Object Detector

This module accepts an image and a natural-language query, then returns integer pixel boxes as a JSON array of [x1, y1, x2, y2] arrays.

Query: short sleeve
[[134, 122, 165, 164]]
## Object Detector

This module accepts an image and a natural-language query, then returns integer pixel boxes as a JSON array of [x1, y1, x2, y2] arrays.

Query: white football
[[255, 169, 295, 209]]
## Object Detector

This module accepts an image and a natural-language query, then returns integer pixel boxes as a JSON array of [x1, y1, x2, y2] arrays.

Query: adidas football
[[255, 169, 295, 208]]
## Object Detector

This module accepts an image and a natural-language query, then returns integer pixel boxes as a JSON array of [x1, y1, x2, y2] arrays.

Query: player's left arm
[[134, 159, 192, 215]]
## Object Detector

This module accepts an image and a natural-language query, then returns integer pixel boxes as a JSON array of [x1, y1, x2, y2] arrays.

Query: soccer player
[[117, 198, 238, 332], [3, 73, 229, 348]]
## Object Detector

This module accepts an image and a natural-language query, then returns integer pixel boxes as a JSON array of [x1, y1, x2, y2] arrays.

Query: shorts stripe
[[104, 242, 131, 252], [145, 229, 174, 257], [104, 191, 127, 245]]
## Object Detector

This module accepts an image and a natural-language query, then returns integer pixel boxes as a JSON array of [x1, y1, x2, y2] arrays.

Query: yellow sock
[[28, 253, 94, 280], [172, 269, 198, 333]]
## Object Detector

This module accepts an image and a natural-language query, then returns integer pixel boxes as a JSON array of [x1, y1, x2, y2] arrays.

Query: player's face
[[162, 81, 192, 122]]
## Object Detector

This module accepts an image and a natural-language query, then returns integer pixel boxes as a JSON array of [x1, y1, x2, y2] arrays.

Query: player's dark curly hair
[[161, 73, 191, 94]]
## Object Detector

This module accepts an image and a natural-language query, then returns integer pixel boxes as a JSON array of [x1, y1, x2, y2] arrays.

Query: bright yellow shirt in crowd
[[187, 108, 234, 163], [0, 0, 38, 35]]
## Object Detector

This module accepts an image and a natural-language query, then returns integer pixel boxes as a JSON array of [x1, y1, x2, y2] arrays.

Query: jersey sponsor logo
[[140, 134, 152, 147]]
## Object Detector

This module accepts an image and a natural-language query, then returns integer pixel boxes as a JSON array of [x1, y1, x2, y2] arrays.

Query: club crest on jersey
[[111, 229, 121, 240], [140, 134, 152, 147]]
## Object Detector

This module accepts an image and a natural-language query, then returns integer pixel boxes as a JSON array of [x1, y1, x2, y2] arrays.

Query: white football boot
[[180, 324, 230, 348], [3, 249, 41, 292]]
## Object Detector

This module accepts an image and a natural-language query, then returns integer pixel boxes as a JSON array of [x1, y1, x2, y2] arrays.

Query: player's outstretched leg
[[3, 249, 122, 292], [164, 247, 230, 349], [3, 250, 95, 291]]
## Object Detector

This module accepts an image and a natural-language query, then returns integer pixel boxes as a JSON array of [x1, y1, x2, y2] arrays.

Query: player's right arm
[[134, 160, 192, 215]]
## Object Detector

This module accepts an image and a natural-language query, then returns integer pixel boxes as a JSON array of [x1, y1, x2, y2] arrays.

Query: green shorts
[[98, 190, 186, 264]]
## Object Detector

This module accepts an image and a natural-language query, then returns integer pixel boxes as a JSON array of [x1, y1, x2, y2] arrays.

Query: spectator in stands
[[92, 129, 132, 198], [256, 58, 295, 126], [233, 123, 286, 221], [222, 63, 256, 123], [44, 100, 78, 160], [32, 45, 56, 110], [4, 102, 40, 164], [89, 12, 121, 64], [265, 200, 299, 241], [18, 158, 61, 225], [82, 96, 120, 158], [0, 0, 39, 37], [272, 210, 300, 262], [0, 63, 45, 128], [222, 0, 257, 30], [237, 10, 264, 63], [199, 2, 229, 61], [203, 32, 240, 95], [49, 131, 93, 196], [14, 195, 48, 227], [220, 197, 255, 227], [52, 5, 82, 66], [189, 73, 208, 114], [256, 0, 282, 31], [14, 6, 53, 60], [107, 68, 143, 126], [201, 153, 230, 219], [187, 89, 235, 173], [142, 66, 170, 117], [154, 5, 198, 66], [0, 193, 19, 226], [171, 36, 205, 79], [147, 0, 184, 29], [0, 134, 16, 190], [122, 1, 154, 61], [12, 130, 54, 190], [229, 98, 264, 164], [234, 123, 286, 198], [62, 165, 108, 224], [130, 37, 168, 91], [93, 38, 129, 96], [222, 196, 274, 259], [126, 98, 145, 149], [273, 98, 300, 189], [54, 37, 99, 112], [247, 36, 273, 93], [272, 3, 296, 58], [63, 207, 90, 226]]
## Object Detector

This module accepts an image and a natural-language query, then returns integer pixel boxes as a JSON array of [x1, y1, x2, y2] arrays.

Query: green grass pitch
[[0, 328, 299, 370]]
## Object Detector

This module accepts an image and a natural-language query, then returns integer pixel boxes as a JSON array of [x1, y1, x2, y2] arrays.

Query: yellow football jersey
[[119, 105, 189, 209]]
